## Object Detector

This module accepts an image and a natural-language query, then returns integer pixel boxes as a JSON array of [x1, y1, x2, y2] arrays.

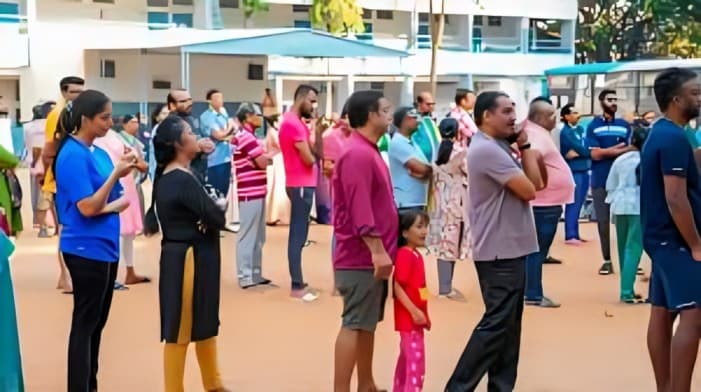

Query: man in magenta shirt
[[279, 85, 323, 301], [332, 90, 396, 392], [522, 97, 575, 308]]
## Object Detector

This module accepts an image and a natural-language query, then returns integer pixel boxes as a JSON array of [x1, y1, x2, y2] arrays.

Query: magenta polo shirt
[[332, 132, 398, 270]]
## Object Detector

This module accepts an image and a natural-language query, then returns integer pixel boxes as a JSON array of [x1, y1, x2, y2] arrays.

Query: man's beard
[[603, 105, 617, 116], [301, 110, 313, 119], [684, 105, 700, 123]]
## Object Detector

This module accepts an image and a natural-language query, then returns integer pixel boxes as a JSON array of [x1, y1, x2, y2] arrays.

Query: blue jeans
[[525, 205, 562, 301], [286, 187, 315, 290], [207, 162, 231, 196], [564, 171, 589, 240]]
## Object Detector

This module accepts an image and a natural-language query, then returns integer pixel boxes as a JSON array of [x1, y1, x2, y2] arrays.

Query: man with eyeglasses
[[389, 107, 431, 213], [586, 89, 633, 276], [412, 92, 441, 163]]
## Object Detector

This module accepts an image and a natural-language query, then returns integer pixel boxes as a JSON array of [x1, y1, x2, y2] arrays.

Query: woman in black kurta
[[144, 115, 230, 392]]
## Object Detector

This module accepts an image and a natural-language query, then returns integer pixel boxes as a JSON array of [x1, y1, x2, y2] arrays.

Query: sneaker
[[544, 256, 563, 265], [291, 288, 319, 302], [598, 262, 614, 275], [621, 296, 646, 304], [439, 289, 466, 301], [255, 277, 273, 286], [224, 223, 240, 233], [525, 296, 561, 308]]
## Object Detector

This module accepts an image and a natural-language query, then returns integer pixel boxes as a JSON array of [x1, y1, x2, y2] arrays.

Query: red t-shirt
[[393, 247, 430, 332]]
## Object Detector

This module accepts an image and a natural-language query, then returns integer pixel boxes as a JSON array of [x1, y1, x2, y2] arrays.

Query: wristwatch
[[518, 143, 532, 151]]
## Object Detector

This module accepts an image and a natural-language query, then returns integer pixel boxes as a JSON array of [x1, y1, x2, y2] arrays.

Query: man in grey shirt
[[446, 91, 545, 392]]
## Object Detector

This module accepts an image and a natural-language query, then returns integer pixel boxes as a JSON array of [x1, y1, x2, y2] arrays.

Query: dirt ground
[[8, 195, 701, 391]]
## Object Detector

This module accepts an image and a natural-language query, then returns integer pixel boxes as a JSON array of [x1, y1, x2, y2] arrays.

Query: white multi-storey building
[[1, 0, 577, 121]]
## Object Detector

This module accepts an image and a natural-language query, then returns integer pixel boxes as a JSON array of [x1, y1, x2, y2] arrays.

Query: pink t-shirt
[[279, 111, 318, 187], [323, 123, 351, 163], [523, 120, 575, 206]]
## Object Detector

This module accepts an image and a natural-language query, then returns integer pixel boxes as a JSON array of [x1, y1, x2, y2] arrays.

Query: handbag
[[4, 170, 22, 209]]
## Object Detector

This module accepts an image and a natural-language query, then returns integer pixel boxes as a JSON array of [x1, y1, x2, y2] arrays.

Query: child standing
[[393, 211, 431, 392], [605, 127, 649, 304]]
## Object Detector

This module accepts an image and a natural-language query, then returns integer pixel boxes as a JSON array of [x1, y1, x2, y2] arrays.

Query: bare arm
[[393, 281, 427, 326], [362, 236, 393, 280], [252, 154, 270, 169], [521, 148, 545, 191], [294, 141, 316, 166], [590, 144, 627, 161], [76, 171, 123, 217], [664, 175, 701, 251], [405, 159, 432, 179]]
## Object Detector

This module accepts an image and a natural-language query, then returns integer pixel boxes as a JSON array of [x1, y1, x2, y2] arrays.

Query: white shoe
[[291, 288, 319, 302]]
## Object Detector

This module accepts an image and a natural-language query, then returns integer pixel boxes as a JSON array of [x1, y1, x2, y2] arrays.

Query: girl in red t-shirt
[[393, 210, 431, 392]]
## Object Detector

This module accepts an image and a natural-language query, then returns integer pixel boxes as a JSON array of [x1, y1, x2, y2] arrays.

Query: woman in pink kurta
[[94, 127, 150, 285]]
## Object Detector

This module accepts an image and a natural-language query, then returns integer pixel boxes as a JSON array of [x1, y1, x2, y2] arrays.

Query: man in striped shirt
[[232, 103, 272, 289]]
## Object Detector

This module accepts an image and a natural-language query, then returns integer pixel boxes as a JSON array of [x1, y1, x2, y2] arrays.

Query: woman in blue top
[[559, 103, 591, 244], [54, 90, 136, 392]]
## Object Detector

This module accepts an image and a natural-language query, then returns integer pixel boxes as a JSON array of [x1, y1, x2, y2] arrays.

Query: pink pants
[[393, 329, 425, 392]]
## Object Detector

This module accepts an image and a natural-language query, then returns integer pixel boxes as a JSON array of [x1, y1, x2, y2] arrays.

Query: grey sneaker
[[525, 296, 561, 308]]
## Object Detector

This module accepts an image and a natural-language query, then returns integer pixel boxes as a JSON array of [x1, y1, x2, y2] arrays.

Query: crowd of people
[[0, 66, 700, 392]]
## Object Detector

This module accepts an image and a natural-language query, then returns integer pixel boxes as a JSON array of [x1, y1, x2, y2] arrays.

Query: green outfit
[[0, 146, 21, 236], [0, 232, 23, 391], [685, 127, 700, 150], [614, 215, 643, 300], [377, 133, 391, 153], [411, 116, 440, 162]]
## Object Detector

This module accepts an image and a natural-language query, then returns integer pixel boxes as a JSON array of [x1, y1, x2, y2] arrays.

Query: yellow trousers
[[164, 248, 223, 392]]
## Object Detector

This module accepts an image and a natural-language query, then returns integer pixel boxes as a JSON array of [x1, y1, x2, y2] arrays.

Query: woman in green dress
[[0, 145, 21, 236], [0, 231, 23, 391]]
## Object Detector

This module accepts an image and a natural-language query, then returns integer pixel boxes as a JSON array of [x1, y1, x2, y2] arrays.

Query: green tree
[[310, 0, 365, 36], [577, 0, 700, 63], [242, 0, 269, 28]]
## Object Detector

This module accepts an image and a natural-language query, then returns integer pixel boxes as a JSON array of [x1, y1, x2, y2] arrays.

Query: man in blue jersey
[[586, 89, 632, 275], [641, 67, 701, 392]]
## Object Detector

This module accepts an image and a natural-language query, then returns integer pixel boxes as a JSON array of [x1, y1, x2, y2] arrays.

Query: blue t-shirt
[[586, 116, 631, 188], [559, 123, 591, 172], [389, 133, 429, 208], [640, 118, 701, 253], [199, 108, 232, 168], [55, 136, 123, 262]]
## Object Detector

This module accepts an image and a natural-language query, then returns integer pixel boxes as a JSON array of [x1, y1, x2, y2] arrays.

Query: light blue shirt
[[199, 107, 232, 167], [389, 132, 429, 208], [148, 124, 159, 181], [605, 150, 640, 216]]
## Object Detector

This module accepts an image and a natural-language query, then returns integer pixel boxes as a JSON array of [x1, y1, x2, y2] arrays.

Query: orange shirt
[[42, 105, 63, 193]]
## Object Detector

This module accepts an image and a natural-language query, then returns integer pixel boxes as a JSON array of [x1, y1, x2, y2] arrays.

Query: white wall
[[0, 78, 19, 121]]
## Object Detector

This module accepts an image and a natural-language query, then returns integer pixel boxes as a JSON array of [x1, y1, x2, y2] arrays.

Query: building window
[[248, 64, 264, 80], [487, 16, 501, 26], [292, 4, 310, 13], [370, 82, 384, 91], [473, 15, 483, 26], [0, 2, 19, 24], [362, 9, 372, 19], [376, 10, 393, 20], [93, 0, 114, 3], [100, 60, 116, 78], [172, 13, 193, 27], [530, 19, 563, 50], [219, 0, 238, 8], [294, 20, 311, 28], [444, 15, 449, 24], [147, 11, 170, 29], [147, 0, 169, 6], [172, 0, 193, 5], [152, 80, 172, 90], [418, 12, 429, 23]]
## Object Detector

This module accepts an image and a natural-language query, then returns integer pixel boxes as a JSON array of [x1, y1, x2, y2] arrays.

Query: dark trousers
[[207, 162, 232, 197], [286, 186, 314, 290], [446, 258, 525, 392], [525, 205, 562, 301], [564, 171, 589, 240], [64, 253, 118, 392], [591, 187, 611, 261]]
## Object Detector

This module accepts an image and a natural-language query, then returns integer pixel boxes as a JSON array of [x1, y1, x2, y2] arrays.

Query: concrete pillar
[[336, 75, 355, 112], [325, 80, 333, 116], [274, 76, 284, 113], [520, 17, 530, 54], [400, 76, 414, 107]]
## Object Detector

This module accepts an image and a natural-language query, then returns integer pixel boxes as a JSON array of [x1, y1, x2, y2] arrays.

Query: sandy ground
[[7, 174, 700, 391]]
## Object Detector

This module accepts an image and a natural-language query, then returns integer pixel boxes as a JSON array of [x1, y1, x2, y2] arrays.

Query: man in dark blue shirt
[[640, 67, 701, 392], [559, 103, 590, 243], [586, 89, 632, 275]]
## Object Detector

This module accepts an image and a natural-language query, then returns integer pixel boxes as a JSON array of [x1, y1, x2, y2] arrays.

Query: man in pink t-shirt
[[522, 97, 575, 308], [450, 88, 479, 146], [279, 84, 323, 301]]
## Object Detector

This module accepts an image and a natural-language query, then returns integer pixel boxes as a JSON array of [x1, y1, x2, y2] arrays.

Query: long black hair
[[150, 103, 167, 128], [52, 90, 110, 180], [633, 127, 650, 186], [398, 209, 429, 248], [436, 117, 459, 166], [143, 115, 190, 235]]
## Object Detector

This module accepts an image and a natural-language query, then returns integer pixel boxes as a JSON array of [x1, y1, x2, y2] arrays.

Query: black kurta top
[[155, 169, 225, 343]]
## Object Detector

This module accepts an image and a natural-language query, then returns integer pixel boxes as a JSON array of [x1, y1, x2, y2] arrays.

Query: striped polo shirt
[[232, 124, 267, 201], [586, 115, 631, 188]]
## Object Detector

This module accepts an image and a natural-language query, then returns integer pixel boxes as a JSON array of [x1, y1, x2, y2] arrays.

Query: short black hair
[[455, 88, 474, 106], [654, 67, 699, 112], [59, 76, 84, 92], [530, 96, 552, 105], [398, 210, 429, 248], [346, 90, 384, 129], [206, 89, 221, 101], [293, 84, 318, 101], [560, 103, 576, 123], [598, 89, 616, 102], [474, 91, 510, 127]]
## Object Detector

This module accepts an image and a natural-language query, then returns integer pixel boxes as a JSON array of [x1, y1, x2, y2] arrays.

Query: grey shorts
[[335, 269, 388, 332]]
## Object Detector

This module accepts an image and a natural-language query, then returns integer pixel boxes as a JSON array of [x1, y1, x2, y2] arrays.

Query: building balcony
[[0, 5, 28, 68]]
